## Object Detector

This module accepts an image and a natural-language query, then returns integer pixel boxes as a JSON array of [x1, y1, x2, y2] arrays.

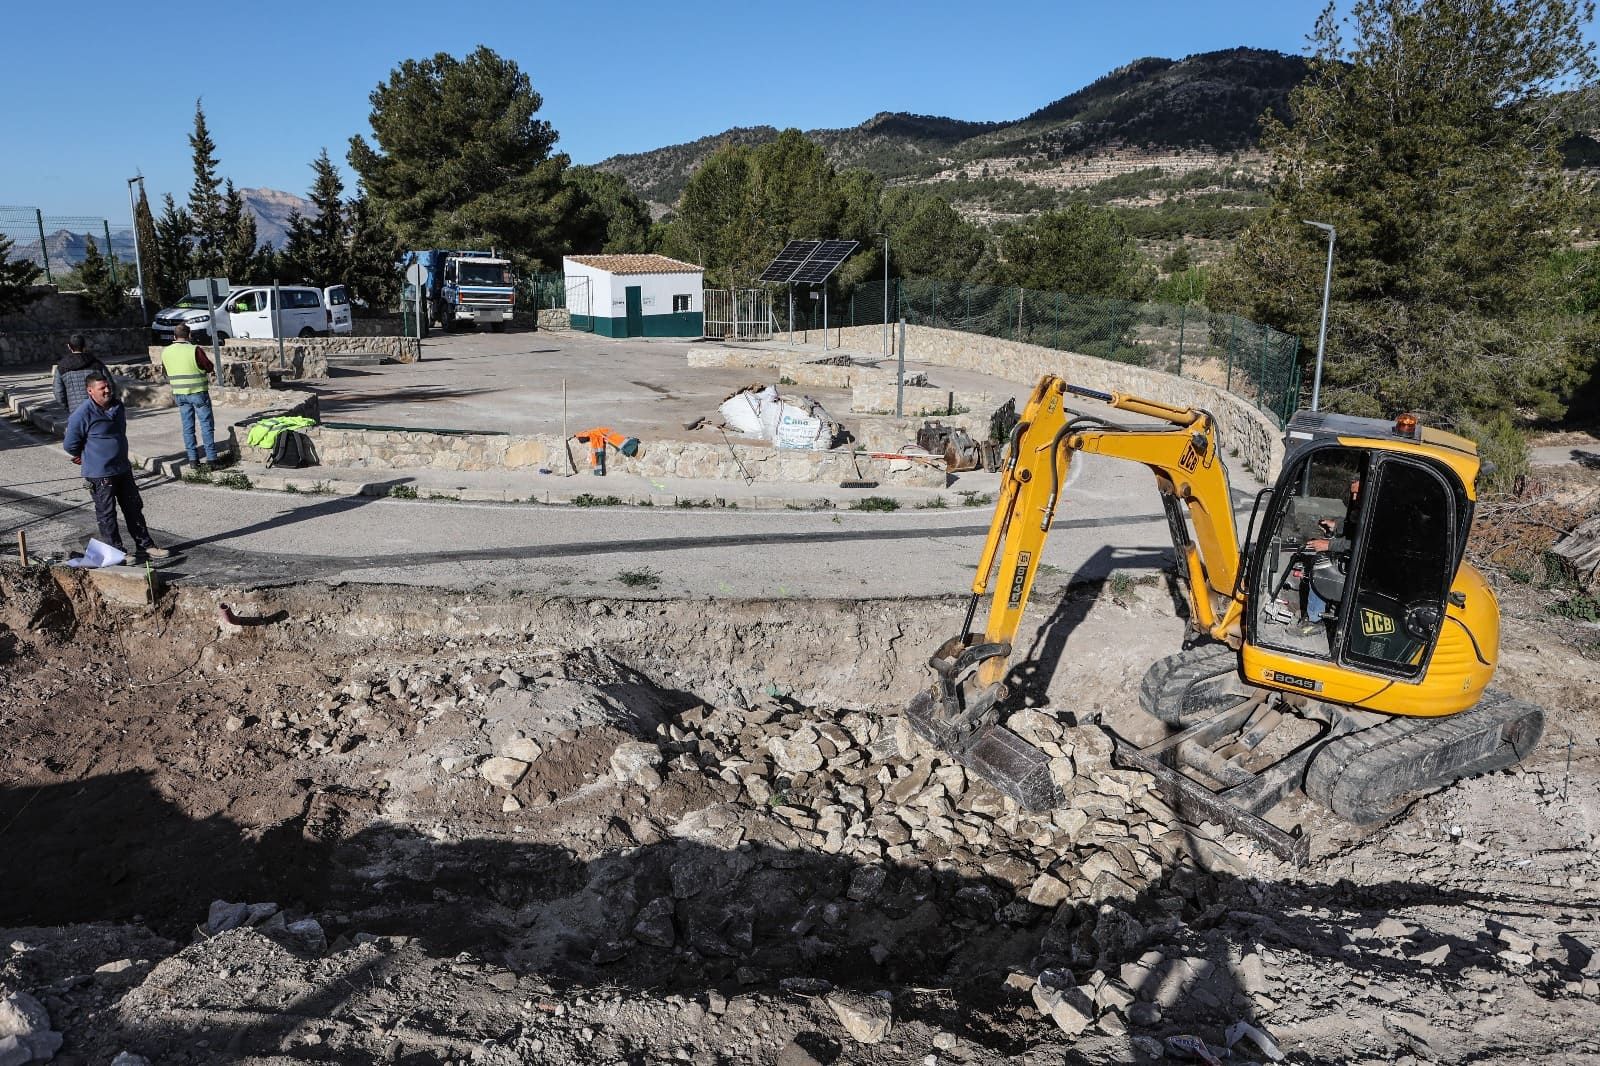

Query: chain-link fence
[[782, 277, 1303, 426], [0, 206, 135, 285]]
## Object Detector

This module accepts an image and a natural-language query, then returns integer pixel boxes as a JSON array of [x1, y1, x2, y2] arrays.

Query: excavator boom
[[907, 379, 1246, 808]]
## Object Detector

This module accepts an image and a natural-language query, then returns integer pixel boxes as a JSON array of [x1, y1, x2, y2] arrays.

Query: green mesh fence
[[784, 277, 1303, 426], [520, 272, 567, 310], [0, 206, 136, 287]]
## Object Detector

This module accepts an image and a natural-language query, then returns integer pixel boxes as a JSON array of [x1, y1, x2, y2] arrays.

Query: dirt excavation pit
[[1, 567, 1598, 1065]]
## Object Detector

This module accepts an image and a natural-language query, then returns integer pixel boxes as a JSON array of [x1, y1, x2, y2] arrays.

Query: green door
[[625, 286, 643, 337]]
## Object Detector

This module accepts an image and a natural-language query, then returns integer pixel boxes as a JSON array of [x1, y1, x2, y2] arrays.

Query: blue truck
[[405, 250, 518, 332]]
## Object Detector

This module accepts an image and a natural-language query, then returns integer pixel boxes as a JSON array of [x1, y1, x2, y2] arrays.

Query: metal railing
[[0, 206, 134, 285], [785, 278, 1303, 427]]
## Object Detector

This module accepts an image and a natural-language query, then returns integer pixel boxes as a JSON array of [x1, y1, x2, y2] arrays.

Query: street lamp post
[[876, 231, 890, 358], [126, 176, 150, 326], [1303, 220, 1336, 412]]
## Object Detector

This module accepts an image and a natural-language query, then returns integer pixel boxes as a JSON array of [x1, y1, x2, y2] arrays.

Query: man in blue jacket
[[62, 372, 170, 561]]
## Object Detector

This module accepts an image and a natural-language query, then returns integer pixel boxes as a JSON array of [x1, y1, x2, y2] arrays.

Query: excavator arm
[[907, 378, 1245, 807]]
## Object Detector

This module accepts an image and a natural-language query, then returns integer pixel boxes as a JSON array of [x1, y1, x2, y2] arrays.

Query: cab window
[[1340, 460, 1453, 675], [230, 291, 265, 313], [327, 286, 349, 306], [1250, 447, 1368, 659]]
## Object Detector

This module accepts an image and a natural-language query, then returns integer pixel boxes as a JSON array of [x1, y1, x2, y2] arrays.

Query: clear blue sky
[[5, 0, 1361, 223]]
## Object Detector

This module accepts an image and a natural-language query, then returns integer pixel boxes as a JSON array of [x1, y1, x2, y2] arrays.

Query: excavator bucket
[[904, 634, 1062, 811], [905, 688, 1062, 811]]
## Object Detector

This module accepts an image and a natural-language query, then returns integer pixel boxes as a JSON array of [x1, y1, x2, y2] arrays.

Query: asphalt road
[[1, 408, 1263, 600]]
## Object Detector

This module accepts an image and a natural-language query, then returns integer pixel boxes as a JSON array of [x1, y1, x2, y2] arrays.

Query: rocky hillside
[[238, 186, 312, 249], [596, 47, 1309, 211]]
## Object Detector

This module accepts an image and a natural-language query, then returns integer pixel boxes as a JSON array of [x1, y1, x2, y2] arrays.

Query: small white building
[[562, 254, 704, 338]]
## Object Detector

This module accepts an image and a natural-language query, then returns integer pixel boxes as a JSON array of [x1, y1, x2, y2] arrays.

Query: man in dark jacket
[[62, 372, 169, 561], [52, 334, 119, 413]]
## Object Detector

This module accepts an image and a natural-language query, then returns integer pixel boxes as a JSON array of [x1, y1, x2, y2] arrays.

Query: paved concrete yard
[[305, 327, 1021, 445]]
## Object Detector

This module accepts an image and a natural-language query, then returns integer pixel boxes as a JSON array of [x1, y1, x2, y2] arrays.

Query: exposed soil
[[1, 548, 1597, 1065]]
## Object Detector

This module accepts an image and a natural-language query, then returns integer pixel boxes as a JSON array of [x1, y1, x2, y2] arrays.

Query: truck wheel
[[1304, 690, 1544, 825], [489, 322, 505, 333], [298, 327, 315, 338], [1138, 643, 1245, 726]]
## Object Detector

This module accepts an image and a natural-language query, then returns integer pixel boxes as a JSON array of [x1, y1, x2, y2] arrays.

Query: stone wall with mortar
[[303, 426, 943, 486], [209, 343, 330, 381], [0, 327, 150, 368], [0, 287, 141, 333], [834, 325, 1284, 480], [141, 336, 419, 369]]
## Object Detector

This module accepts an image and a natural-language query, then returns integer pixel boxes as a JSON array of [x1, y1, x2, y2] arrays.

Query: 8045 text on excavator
[[908, 376, 1544, 864]]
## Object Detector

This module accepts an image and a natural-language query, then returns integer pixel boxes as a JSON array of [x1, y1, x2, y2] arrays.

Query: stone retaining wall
[[304, 426, 943, 486], [0, 287, 141, 333], [833, 325, 1283, 480], [0, 326, 151, 368]]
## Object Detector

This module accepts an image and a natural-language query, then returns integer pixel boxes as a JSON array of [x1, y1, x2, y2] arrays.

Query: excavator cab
[[1240, 411, 1495, 718]]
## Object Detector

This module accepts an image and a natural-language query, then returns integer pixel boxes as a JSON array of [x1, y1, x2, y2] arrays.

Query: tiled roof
[[565, 254, 702, 275]]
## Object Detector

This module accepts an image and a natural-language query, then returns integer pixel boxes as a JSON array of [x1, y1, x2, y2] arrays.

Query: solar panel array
[[756, 240, 821, 284], [789, 240, 858, 284], [755, 238, 859, 284]]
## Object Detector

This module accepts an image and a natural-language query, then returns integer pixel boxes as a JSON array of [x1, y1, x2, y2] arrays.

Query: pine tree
[[132, 181, 163, 309], [280, 149, 352, 286], [0, 233, 42, 315], [187, 100, 226, 276], [346, 195, 401, 309], [1211, 0, 1598, 422], [220, 182, 266, 283], [78, 236, 126, 320], [348, 47, 572, 260], [154, 193, 195, 298]]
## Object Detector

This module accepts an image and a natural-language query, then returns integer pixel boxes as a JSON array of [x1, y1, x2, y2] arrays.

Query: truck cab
[[409, 250, 516, 332]]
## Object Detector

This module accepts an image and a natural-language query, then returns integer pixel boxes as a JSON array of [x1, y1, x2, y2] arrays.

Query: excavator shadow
[[1003, 545, 1177, 711]]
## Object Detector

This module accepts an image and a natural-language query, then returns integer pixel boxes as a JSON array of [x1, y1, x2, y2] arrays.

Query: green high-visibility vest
[[160, 343, 211, 396]]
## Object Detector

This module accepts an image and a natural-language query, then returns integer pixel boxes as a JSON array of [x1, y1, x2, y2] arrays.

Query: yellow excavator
[[907, 378, 1544, 862]]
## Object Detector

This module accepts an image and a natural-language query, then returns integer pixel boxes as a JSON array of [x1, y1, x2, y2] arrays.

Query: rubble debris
[[824, 989, 893, 1044], [0, 991, 62, 1065]]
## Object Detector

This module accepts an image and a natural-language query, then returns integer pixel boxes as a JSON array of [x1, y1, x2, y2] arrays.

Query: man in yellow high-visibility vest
[[159, 323, 218, 467]]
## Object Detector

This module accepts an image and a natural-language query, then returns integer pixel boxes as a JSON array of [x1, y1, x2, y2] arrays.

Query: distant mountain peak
[[239, 187, 312, 249]]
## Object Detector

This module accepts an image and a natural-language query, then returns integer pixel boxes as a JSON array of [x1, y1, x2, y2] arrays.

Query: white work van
[[152, 284, 354, 343]]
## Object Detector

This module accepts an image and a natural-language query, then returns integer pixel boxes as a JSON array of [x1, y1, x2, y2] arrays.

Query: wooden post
[[16, 531, 27, 565]]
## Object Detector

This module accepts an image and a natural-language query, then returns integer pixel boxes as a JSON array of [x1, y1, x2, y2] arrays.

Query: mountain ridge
[[595, 47, 1310, 210]]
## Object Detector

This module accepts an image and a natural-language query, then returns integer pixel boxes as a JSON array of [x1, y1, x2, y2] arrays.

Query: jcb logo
[[1007, 551, 1032, 609], [1361, 609, 1395, 637], [1179, 443, 1200, 473]]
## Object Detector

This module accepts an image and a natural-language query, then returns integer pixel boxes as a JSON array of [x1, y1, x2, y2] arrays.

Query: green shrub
[[959, 491, 994, 507], [573, 493, 623, 507], [850, 496, 900, 512], [916, 496, 949, 509], [388, 484, 418, 499], [215, 472, 252, 490], [1460, 413, 1528, 495], [617, 567, 662, 589]]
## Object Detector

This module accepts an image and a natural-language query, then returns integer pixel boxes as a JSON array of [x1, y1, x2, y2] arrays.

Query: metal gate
[[703, 288, 773, 341], [565, 276, 593, 332]]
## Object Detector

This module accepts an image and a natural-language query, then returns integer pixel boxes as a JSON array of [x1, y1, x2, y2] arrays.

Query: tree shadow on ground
[[3, 765, 1594, 1065]]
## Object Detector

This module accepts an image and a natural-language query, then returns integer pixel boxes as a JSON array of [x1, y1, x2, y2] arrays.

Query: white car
[[151, 284, 353, 343]]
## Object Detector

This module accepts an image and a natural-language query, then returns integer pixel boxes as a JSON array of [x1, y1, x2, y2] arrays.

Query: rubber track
[[1138, 643, 1243, 725], [1304, 689, 1545, 825]]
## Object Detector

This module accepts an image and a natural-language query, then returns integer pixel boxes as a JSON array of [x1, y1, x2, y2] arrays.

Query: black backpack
[[267, 429, 315, 469]]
